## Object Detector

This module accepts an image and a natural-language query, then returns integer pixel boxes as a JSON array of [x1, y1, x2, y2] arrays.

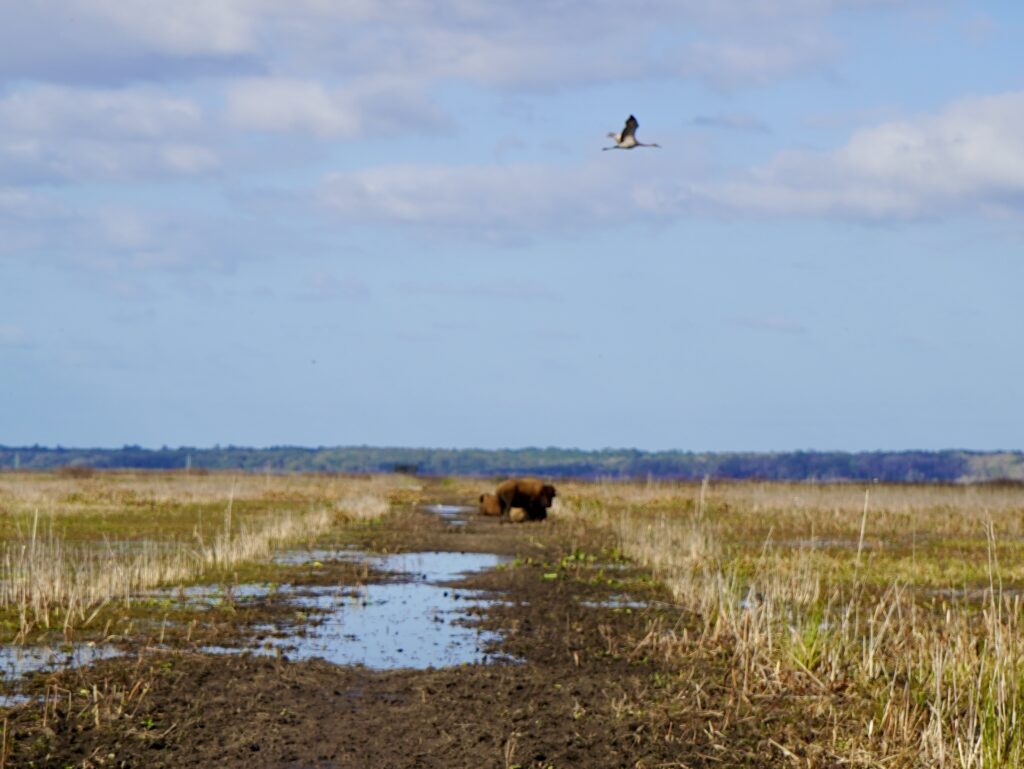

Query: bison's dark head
[[540, 484, 556, 507]]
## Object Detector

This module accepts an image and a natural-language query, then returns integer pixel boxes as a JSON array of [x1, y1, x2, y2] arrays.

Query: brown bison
[[495, 477, 557, 522], [478, 492, 502, 516]]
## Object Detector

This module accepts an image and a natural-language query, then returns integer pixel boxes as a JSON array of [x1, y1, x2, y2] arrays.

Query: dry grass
[[8, 471, 1024, 766], [554, 479, 1024, 769], [0, 471, 410, 642]]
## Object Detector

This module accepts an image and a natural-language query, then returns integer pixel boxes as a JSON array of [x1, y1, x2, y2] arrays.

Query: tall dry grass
[[558, 480, 1024, 768], [0, 472, 406, 641], [0, 506, 333, 641]]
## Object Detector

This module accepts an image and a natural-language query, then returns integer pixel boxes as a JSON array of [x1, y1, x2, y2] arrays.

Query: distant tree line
[[1, 445, 1021, 482]]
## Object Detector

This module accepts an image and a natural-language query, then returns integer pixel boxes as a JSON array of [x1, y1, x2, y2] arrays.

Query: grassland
[[2, 472, 1024, 767], [0, 470, 417, 646], [548, 478, 1024, 768]]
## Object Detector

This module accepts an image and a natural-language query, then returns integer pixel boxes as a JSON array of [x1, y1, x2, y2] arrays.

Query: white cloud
[[0, 86, 217, 181], [0, 1, 263, 85], [225, 77, 449, 139], [0, 139, 219, 183], [839, 93, 1024, 199], [272, 3, 859, 91], [0, 0, 994, 253], [158, 144, 220, 175], [22, 0, 256, 58], [0, 86, 203, 141], [320, 161, 652, 238], [696, 91, 1024, 220], [315, 90, 1024, 236], [82, 0, 257, 56], [0, 0, 908, 203], [0, 1, 882, 90], [227, 79, 358, 138]]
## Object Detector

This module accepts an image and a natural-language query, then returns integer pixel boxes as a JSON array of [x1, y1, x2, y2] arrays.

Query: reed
[[0, 471, 404, 641], [559, 480, 1024, 768], [0, 507, 334, 640]]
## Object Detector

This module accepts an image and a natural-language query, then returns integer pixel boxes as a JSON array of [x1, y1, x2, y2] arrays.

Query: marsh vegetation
[[558, 479, 1024, 767], [0, 471, 410, 646], [1, 472, 1023, 767]]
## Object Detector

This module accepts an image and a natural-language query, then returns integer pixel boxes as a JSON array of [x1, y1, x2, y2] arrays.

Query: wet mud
[[0, 497, 826, 768]]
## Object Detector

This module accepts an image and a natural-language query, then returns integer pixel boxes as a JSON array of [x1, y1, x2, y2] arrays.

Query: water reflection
[[420, 504, 474, 527], [0, 544, 511, 701], [0, 643, 121, 707], [215, 551, 513, 670]]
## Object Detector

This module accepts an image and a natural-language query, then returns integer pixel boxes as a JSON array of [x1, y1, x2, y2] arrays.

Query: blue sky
[[1, 1, 1022, 452]]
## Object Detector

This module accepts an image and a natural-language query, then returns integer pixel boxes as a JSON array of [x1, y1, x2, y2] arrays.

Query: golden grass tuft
[[335, 492, 391, 522]]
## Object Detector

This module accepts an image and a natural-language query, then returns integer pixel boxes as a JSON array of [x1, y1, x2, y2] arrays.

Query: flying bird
[[603, 115, 660, 150]]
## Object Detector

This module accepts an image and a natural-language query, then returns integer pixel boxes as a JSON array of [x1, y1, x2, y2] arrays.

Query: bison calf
[[478, 493, 502, 516]]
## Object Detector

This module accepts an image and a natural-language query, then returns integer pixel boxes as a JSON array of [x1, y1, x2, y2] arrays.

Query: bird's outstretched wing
[[622, 115, 638, 141]]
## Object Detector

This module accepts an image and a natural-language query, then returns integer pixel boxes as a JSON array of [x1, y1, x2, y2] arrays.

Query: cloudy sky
[[2, 1, 1022, 452]]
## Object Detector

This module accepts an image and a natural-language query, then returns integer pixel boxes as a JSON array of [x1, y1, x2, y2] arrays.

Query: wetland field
[[0, 472, 1023, 768]]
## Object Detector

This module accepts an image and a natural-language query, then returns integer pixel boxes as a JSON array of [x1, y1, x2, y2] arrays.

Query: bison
[[495, 477, 556, 522], [478, 492, 502, 516]]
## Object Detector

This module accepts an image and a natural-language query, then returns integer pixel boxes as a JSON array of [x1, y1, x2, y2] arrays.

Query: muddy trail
[[0, 496, 831, 768]]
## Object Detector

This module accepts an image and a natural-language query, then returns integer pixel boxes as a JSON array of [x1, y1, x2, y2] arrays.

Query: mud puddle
[[0, 503, 511, 702], [2, 548, 510, 706], [420, 503, 474, 526], [210, 550, 513, 669], [0, 643, 121, 707]]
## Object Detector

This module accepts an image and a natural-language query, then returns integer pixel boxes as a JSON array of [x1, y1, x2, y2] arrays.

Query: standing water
[[264, 551, 510, 668]]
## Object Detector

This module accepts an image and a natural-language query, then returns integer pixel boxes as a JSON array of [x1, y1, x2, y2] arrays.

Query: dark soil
[[0, 497, 837, 768]]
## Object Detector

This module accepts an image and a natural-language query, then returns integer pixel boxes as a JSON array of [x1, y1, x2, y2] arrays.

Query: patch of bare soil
[[0, 501, 839, 768]]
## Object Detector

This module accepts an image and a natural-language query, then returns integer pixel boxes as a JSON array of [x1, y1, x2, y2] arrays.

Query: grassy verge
[[553, 479, 1024, 768]]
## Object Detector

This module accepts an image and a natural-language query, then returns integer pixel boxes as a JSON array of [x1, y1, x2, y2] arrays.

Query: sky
[[1, 1, 1022, 452]]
